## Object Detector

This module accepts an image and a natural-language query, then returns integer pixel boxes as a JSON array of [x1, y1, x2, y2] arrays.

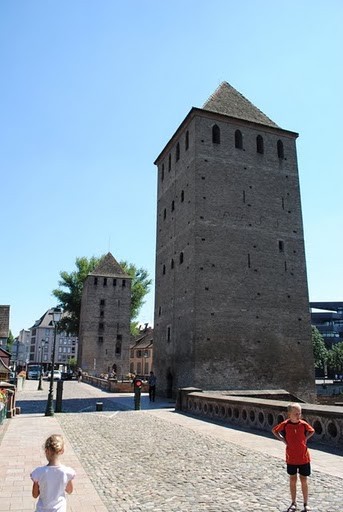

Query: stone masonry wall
[[79, 275, 131, 378], [154, 108, 315, 402], [177, 388, 343, 448], [0, 305, 10, 339]]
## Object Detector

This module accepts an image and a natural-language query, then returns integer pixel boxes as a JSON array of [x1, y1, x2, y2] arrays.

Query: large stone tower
[[153, 82, 315, 401], [78, 253, 131, 378]]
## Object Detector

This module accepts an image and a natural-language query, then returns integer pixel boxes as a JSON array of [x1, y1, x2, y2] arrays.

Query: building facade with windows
[[130, 325, 153, 378], [78, 253, 131, 378], [0, 347, 11, 380], [153, 82, 315, 401], [29, 309, 78, 369], [11, 329, 30, 370], [310, 301, 343, 349]]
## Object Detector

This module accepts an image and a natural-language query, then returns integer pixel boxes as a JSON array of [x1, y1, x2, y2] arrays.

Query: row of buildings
[[1, 298, 342, 382], [1, 303, 153, 379], [310, 302, 343, 348]]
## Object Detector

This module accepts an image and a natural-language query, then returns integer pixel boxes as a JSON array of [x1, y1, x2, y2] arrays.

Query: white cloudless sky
[[1, 0, 342, 336]]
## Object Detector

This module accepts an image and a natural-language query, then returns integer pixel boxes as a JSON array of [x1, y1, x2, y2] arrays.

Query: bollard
[[133, 378, 142, 410], [96, 402, 103, 411], [55, 380, 64, 413]]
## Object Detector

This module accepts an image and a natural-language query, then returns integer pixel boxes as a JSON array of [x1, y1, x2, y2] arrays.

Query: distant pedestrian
[[77, 368, 82, 383], [272, 403, 314, 512], [30, 434, 75, 512], [148, 371, 157, 402]]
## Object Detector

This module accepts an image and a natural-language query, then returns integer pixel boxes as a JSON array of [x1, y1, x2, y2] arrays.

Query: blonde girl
[[30, 434, 75, 512]]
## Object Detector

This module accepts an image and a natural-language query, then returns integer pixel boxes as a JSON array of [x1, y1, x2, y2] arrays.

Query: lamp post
[[141, 350, 148, 379], [45, 307, 62, 416], [37, 339, 46, 391]]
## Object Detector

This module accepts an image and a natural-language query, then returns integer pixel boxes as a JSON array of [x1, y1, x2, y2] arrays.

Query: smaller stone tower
[[78, 253, 131, 378]]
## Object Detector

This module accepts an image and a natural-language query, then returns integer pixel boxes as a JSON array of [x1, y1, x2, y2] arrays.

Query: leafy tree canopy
[[327, 342, 343, 374], [67, 356, 78, 370], [7, 330, 14, 351], [311, 326, 328, 369], [52, 255, 152, 335]]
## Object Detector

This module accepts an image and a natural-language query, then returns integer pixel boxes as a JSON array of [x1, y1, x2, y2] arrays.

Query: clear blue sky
[[1, 1, 342, 337]]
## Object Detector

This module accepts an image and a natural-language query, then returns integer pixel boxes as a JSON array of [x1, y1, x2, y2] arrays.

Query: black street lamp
[[45, 307, 63, 416], [142, 351, 148, 378], [37, 339, 46, 391]]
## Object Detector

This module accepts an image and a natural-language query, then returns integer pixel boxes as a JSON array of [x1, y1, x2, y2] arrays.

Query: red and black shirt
[[273, 419, 314, 465]]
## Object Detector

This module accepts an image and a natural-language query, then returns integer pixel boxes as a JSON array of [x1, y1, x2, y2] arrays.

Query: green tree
[[311, 326, 328, 369], [52, 255, 151, 335], [327, 342, 343, 375], [52, 256, 99, 335], [6, 330, 14, 351], [67, 356, 78, 371]]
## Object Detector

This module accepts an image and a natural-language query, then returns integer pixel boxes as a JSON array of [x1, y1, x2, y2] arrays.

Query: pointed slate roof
[[30, 308, 69, 329], [202, 82, 279, 128], [89, 253, 130, 278]]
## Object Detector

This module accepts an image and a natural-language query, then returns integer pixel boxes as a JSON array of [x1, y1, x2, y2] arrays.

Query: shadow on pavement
[[16, 394, 175, 415]]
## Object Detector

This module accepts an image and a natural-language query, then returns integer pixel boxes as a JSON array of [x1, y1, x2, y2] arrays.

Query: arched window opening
[[181, 190, 184, 202], [176, 142, 180, 161], [162, 264, 166, 275], [161, 164, 165, 181], [163, 208, 166, 220], [179, 252, 184, 264], [235, 129, 243, 149], [256, 135, 264, 154], [277, 140, 284, 159], [171, 259, 174, 269], [185, 130, 189, 150], [115, 336, 122, 355], [171, 200, 175, 212], [212, 124, 220, 144], [168, 153, 171, 171]]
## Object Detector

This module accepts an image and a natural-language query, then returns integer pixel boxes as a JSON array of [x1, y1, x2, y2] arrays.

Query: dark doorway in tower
[[166, 368, 173, 398]]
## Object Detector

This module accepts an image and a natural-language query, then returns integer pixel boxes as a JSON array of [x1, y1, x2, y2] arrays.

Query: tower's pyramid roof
[[203, 82, 279, 128], [89, 253, 130, 278]]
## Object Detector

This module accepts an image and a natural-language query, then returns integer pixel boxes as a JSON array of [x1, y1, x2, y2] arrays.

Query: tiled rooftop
[[203, 81, 279, 128]]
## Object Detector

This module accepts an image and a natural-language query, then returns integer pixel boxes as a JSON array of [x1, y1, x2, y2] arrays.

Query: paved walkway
[[0, 380, 342, 512]]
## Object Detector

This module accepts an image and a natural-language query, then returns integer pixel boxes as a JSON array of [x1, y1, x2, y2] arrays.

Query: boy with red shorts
[[272, 403, 314, 512]]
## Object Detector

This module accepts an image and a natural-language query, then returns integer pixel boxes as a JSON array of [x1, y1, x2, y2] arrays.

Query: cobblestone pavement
[[14, 381, 343, 511]]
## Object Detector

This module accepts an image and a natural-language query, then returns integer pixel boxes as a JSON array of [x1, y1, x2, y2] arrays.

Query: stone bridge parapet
[[82, 374, 149, 393], [176, 388, 343, 448]]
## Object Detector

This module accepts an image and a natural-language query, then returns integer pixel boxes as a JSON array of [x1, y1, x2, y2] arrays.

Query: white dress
[[30, 464, 75, 512]]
